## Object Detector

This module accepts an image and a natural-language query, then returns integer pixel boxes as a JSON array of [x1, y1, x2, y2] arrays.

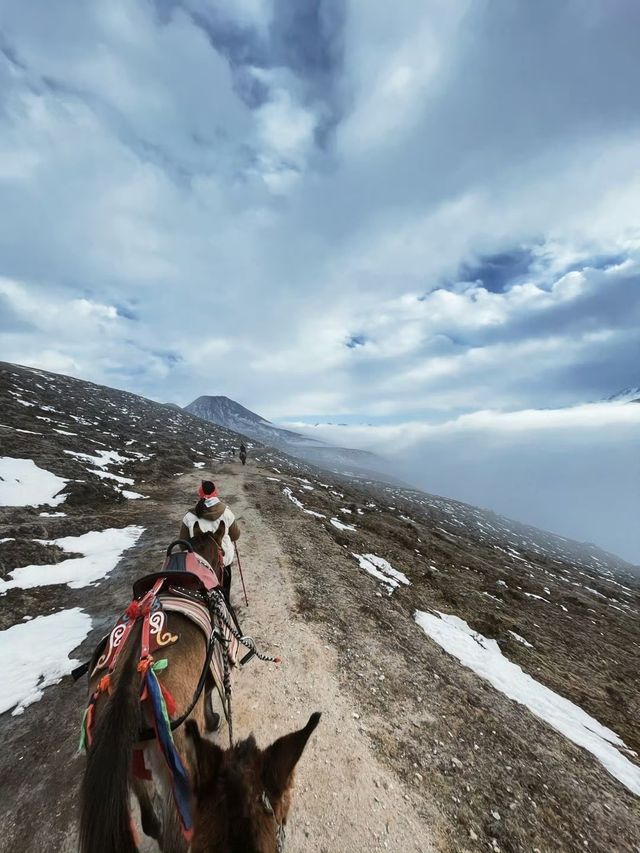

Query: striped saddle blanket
[[90, 586, 239, 700]]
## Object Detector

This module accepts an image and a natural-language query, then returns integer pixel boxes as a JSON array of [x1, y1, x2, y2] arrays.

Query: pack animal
[[78, 534, 320, 853]]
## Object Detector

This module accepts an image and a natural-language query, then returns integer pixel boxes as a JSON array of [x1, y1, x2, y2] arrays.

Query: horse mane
[[79, 622, 143, 853]]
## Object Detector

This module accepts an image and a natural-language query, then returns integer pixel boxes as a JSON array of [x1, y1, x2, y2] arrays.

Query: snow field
[[0, 608, 92, 715], [0, 458, 68, 507], [414, 610, 640, 796], [0, 526, 144, 592]]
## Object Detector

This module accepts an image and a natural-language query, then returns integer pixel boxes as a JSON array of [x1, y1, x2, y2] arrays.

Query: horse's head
[[189, 530, 225, 575], [186, 712, 320, 853]]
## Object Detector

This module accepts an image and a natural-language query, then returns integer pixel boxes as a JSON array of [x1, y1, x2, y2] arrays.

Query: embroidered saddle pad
[[90, 547, 237, 698]]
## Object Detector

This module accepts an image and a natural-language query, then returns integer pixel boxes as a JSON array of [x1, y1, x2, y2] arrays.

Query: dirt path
[[200, 464, 436, 853], [0, 461, 436, 853]]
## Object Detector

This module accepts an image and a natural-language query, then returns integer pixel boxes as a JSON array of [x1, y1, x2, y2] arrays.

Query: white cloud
[[16, 349, 80, 375], [0, 279, 120, 336], [1, 0, 640, 556], [184, 0, 273, 34], [283, 402, 640, 562], [338, 1, 471, 155], [282, 401, 640, 452], [248, 67, 319, 193], [71, 299, 118, 320], [391, 329, 619, 394]]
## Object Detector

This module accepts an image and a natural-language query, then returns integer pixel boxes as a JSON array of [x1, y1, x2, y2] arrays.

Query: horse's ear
[[185, 720, 223, 791], [262, 712, 321, 800]]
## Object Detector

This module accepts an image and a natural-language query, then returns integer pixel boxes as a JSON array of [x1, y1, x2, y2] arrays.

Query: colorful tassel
[[145, 662, 193, 838]]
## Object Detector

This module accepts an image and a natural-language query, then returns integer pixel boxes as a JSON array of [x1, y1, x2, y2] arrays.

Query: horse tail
[[79, 622, 142, 853]]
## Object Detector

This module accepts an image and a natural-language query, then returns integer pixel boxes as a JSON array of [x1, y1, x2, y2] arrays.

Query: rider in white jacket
[[178, 480, 240, 598]]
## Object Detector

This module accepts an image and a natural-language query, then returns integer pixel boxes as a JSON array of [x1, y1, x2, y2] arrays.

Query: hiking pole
[[235, 544, 249, 607]]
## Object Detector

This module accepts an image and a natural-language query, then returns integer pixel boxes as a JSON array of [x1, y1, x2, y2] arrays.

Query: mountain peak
[[185, 395, 273, 428]]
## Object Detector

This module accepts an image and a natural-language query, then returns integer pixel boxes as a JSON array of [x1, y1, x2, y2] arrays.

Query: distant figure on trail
[[179, 480, 240, 602], [239, 442, 247, 466]]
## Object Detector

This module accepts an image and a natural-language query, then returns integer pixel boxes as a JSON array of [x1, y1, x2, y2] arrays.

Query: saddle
[[89, 540, 234, 679], [132, 538, 224, 598]]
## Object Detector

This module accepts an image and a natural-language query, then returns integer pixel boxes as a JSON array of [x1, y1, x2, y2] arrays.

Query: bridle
[[260, 791, 286, 853]]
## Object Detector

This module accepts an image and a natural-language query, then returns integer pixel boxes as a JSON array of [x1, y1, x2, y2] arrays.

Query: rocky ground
[[1, 361, 639, 853]]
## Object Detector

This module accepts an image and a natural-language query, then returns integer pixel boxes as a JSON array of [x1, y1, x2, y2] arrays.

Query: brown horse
[[79, 530, 320, 853]]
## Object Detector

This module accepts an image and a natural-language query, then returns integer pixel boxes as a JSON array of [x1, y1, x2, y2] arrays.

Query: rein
[[132, 586, 280, 749], [261, 790, 286, 853]]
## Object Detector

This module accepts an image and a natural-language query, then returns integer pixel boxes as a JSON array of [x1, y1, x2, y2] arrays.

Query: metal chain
[[208, 590, 281, 664], [221, 638, 234, 748], [207, 589, 280, 748]]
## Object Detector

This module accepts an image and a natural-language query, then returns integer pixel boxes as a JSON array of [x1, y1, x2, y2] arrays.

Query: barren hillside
[[1, 361, 638, 853]]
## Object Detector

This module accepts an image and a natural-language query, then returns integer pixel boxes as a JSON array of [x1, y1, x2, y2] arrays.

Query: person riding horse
[[178, 480, 240, 603], [239, 443, 247, 466]]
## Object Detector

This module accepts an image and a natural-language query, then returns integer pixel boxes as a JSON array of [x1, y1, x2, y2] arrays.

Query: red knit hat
[[198, 481, 218, 499]]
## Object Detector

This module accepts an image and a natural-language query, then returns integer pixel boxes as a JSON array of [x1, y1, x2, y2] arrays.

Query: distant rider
[[239, 443, 247, 466]]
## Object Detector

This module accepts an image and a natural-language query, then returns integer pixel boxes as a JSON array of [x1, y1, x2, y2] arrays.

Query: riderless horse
[[77, 525, 319, 853]]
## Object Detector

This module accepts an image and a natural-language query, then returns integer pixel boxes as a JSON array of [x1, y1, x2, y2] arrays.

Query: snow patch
[[353, 553, 410, 593], [584, 586, 606, 598], [330, 517, 356, 532], [524, 593, 549, 603], [283, 487, 326, 519], [64, 449, 132, 468], [508, 630, 533, 648], [89, 469, 134, 485], [283, 486, 304, 510], [0, 608, 92, 715], [414, 610, 640, 797], [0, 458, 67, 507], [0, 526, 144, 592]]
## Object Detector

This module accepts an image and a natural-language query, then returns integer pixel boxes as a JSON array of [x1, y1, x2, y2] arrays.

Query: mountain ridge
[[183, 393, 406, 485]]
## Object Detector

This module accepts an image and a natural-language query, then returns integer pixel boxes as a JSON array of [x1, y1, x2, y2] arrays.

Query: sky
[[0, 0, 639, 561]]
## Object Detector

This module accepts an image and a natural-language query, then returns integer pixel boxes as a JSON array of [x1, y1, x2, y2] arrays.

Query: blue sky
[[1, 1, 639, 559]]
